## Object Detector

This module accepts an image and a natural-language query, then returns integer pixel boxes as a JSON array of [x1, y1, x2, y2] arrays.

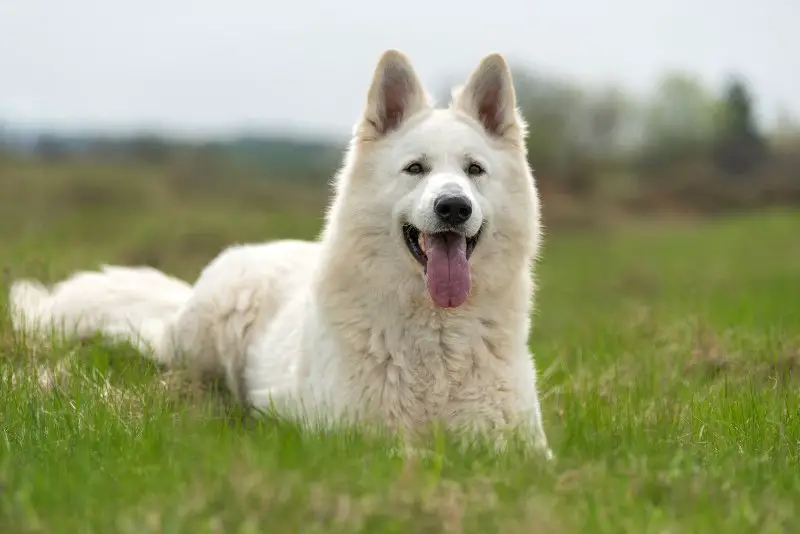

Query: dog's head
[[332, 50, 541, 310]]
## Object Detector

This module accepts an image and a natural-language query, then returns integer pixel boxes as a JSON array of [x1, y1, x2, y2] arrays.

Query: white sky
[[1, 0, 797, 138]]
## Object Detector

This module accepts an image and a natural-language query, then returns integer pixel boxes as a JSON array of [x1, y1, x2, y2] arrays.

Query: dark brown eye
[[403, 162, 425, 175], [467, 162, 485, 176]]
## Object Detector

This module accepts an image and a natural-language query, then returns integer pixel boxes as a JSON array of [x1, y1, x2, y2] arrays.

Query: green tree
[[712, 75, 766, 175], [638, 71, 718, 169]]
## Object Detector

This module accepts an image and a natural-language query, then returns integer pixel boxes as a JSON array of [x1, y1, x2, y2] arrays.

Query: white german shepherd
[[10, 50, 553, 458]]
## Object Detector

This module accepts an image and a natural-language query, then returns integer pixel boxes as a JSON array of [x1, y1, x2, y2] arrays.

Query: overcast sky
[[1, 0, 797, 139]]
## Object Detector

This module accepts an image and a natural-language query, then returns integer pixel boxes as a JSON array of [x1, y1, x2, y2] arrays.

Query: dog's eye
[[403, 162, 425, 175], [466, 162, 485, 176]]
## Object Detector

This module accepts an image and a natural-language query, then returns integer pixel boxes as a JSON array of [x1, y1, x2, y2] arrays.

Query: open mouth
[[402, 224, 481, 268], [402, 223, 482, 308]]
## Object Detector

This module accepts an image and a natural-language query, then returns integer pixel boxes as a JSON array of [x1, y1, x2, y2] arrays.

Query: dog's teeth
[[419, 234, 426, 253]]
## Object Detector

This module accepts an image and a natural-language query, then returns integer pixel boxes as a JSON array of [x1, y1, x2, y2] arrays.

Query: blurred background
[[1, 0, 799, 280], [4, 4, 800, 529]]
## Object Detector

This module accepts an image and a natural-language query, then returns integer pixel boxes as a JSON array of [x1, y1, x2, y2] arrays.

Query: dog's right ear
[[356, 50, 430, 141]]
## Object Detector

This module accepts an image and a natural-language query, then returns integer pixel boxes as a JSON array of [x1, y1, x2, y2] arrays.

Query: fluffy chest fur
[[314, 273, 532, 440]]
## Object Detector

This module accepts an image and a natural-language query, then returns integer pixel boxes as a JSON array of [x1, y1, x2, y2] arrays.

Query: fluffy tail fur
[[9, 265, 193, 364]]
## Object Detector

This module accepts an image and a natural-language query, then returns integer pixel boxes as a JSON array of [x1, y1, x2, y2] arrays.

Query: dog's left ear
[[453, 53, 524, 142], [356, 49, 430, 141]]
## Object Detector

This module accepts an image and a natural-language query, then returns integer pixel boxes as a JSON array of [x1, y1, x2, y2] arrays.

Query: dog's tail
[[9, 265, 193, 364]]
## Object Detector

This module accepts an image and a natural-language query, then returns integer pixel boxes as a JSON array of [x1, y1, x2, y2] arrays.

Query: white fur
[[9, 50, 552, 458]]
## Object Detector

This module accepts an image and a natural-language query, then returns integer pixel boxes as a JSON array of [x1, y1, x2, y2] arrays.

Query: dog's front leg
[[246, 386, 315, 426], [530, 412, 554, 461]]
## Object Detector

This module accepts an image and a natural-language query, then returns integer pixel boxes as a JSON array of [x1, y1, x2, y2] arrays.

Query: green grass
[[1, 162, 799, 532]]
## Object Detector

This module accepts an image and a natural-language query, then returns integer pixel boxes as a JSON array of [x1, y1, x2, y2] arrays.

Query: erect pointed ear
[[356, 49, 430, 140], [452, 53, 523, 141]]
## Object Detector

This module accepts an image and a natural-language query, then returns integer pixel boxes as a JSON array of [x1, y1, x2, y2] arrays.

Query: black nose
[[434, 195, 473, 225]]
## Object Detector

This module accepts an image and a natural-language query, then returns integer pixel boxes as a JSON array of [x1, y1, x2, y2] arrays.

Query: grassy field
[[1, 160, 799, 532]]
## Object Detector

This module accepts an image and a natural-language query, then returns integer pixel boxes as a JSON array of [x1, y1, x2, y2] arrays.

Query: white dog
[[10, 50, 552, 458]]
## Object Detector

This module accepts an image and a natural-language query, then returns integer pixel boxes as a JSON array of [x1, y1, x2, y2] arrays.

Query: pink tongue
[[424, 232, 471, 308]]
